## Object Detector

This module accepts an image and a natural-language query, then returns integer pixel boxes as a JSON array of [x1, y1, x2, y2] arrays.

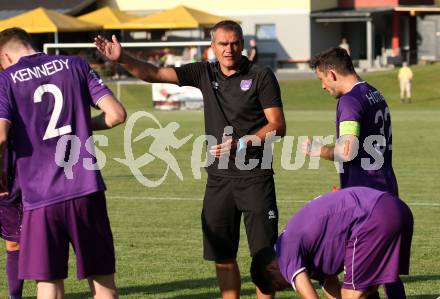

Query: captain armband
[[339, 121, 360, 137]]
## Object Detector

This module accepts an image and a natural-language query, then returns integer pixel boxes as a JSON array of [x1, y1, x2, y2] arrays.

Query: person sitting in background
[[248, 38, 258, 64]]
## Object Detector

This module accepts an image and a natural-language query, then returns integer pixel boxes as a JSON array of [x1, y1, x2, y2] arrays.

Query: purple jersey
[[0, 53, 111, 211], [336, 82, 398, 196], [0, 142, 21, 206], [276, 187, 387, 288]]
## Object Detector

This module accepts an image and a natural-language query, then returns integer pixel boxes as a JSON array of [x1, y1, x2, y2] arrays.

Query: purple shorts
[[342, 194, 413, 291], [0, 203, 22, 242], [18, 192, 115, 280]]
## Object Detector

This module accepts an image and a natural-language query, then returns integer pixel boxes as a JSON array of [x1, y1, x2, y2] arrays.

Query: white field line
[[107, 196, 440, 207]]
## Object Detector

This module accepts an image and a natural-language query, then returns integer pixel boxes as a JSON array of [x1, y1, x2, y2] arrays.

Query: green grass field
[[1, 64, 439, 298]]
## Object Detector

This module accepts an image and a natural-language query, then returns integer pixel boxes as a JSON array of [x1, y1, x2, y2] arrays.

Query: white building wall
[[98, 0, 339, 63], [237, 12, 311, 61], [311, 22, 342, 56]]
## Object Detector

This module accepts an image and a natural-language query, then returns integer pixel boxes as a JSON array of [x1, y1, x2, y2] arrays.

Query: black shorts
[[202, 174, 278, 261]]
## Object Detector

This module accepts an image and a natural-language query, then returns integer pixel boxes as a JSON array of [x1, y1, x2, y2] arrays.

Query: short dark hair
[[250, 247, 277, 295], [309, 47, 355, 75], [0, 27, 34, 51], [210, 20, 243, 43]]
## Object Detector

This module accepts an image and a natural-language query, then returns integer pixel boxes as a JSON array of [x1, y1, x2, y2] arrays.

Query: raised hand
[[94, 34, 122, 62], [209, 139, 236, 158]]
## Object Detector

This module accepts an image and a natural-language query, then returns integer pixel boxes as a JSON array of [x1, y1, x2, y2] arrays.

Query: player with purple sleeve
[[334, 81, 398, 196], [0, 141, 24, 299], [251, 187, 413, 299], [0, 28, 126, 299], [304, 47, 403, 297], [305, 47, 398, 196]]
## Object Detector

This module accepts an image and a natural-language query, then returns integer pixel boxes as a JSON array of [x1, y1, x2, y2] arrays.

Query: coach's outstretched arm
[[94, 35, 179, 84]]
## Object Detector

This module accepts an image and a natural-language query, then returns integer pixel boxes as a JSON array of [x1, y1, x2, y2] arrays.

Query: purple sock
[[6, 250, 23, 298], [384, 278, 406, 299]]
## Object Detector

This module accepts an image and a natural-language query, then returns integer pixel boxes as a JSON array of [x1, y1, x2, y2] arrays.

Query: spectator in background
[[189, 47, 198, 62], [339, 37, 351, 56], [398, 62, 413, 103], [182, 47, 198, 63], [182, 47, 191, 62], [206, 46, 216, 63], [147, 53, 161, 67], [248, 38, 258, 64], [106, 61, 126, 80], [160, 48, 176, 67]]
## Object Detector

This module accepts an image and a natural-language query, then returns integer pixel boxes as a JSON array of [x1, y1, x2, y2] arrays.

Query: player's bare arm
[[302, 138, 335, 161], [333, 134, 358, 163], [94, 35, 179, 84], [0, 119, 10, 195], [294, 271, 320, 299], [210, 107, 286, 157], [302, 134, 357, 162], [92, 94, 127, 131]]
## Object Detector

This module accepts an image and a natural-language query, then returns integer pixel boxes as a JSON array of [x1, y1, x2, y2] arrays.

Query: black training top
[[174, 56, 283, 177]]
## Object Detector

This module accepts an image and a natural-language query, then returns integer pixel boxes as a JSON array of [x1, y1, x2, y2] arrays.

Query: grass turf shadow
[[54, 276, 256, 298], [402, 274, 440, 283], [407, 296, 439, 299]]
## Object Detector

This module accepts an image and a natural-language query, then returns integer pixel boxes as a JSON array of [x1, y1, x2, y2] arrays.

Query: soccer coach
[[95, 20, 286, 299]]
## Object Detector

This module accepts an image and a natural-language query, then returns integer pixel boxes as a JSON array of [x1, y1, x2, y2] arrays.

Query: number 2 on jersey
[[34, 84, 72, 140]]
